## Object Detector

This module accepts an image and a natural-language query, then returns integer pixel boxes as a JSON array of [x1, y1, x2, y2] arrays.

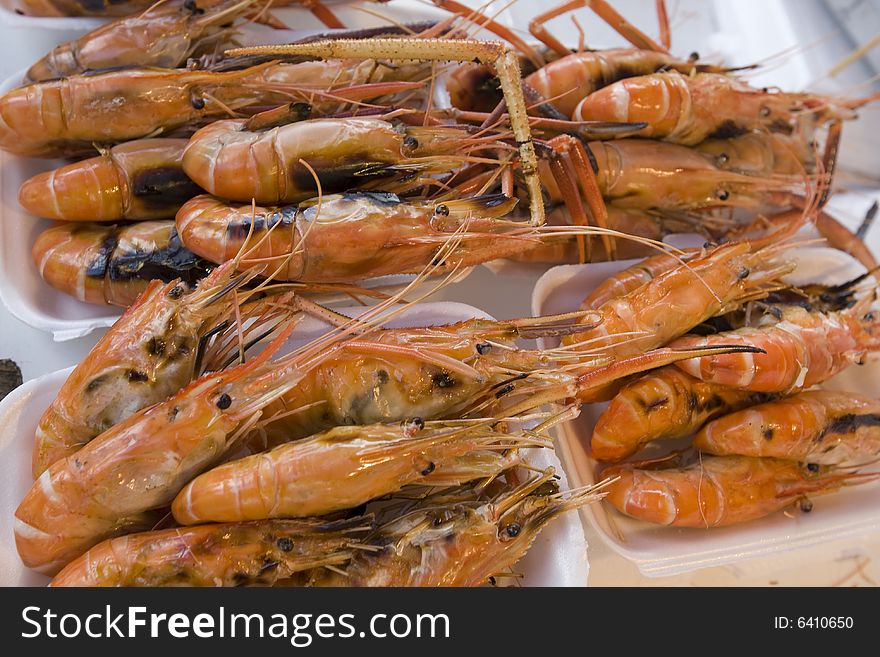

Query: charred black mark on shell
[[376, 369, 389, 384], [103, 226, 213, 287], [131, 167, 201, 207], [709, 120, 747, 140], [825, 413, 880, 435], [226, 205, 297, 241], [341, 191, 400, 206], [291, 162, 396, 195], [85, 234, 120, 279]]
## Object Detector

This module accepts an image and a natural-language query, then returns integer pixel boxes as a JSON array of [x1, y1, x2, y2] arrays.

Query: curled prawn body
[[525, 49, 721, 119], [603, 455, 851, 527], [592, 367, 773, 462], [50, 517, 369, 587], [561, 240, 794, 357], [671, 303, 880, 392], [181, 117, 476, 204], [32, 261, 245, 478], [176, 192, 529, 283], [20, 139, 199, 222], [695, 391, 880, 466], [32, 220, 214, 306], [172, 421, 530, 525], [301, 475, 601, 587], [14, 329, 338, 574], [573, 72, 855, 145], [24, 0, 258, 83]]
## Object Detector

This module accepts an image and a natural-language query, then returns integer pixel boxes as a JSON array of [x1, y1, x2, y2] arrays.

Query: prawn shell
[[694, 391, 880, 466], [32, 221, 213, 306], [603, 455, 839, 527], [176, 192, 523, 282], [591, 367, 766, 462], [50, 518, 364, 587], [526, 49, 699, 119], [19, 139, 198, 221], [671, 306, 879, 392], [182, 118, 408, 204]]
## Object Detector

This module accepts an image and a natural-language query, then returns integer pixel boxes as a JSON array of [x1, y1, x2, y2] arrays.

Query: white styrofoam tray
[[532, 245, 880, 577], [0, 300, 590, 586]]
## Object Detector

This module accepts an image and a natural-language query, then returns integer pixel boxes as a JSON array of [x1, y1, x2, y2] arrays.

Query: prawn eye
[[807, 463, 820, 473], [476, 342, 492, 355], [434, 204, 450, 217], [403, 417, 424, 437], [403, 136, 419, 151], [216, 393, 232, 410], [760, 105, 772, 118], [716, 152, 729, 165], [421, 461, 436, 476], [799, 498, 813, 513], [716, 188, 730, 201], [168, 285, 184, 299], [276, 537, 294, 552], [191, 96, 206, 110], [504, 523, 521, 538]]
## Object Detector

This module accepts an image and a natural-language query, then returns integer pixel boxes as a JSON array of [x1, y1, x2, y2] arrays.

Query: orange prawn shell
[[19, 139, 194, 221], [574, 72, 803, 144], [694, 391, 880, 465], [603, 456, 837, 527], [591, 367, 761, 462], [181, 118, 407, 205], [671, 305, 879, 392]]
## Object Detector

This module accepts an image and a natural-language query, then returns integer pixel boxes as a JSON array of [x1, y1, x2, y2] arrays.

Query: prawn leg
[[226, 38, 546, 225], [528, 0, 668, 58]]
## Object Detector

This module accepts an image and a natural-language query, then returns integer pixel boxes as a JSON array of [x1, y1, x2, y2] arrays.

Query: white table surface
[[1, 5, 879, 586]]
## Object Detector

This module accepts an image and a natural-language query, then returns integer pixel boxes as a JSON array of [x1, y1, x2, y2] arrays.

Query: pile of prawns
[[2, 0, 879, 582], [3, 0, 872, 306]]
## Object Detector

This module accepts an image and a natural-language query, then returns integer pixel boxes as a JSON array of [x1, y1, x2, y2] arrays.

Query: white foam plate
[[532, 246, 880, 577], [0, 300, 589, 586]]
